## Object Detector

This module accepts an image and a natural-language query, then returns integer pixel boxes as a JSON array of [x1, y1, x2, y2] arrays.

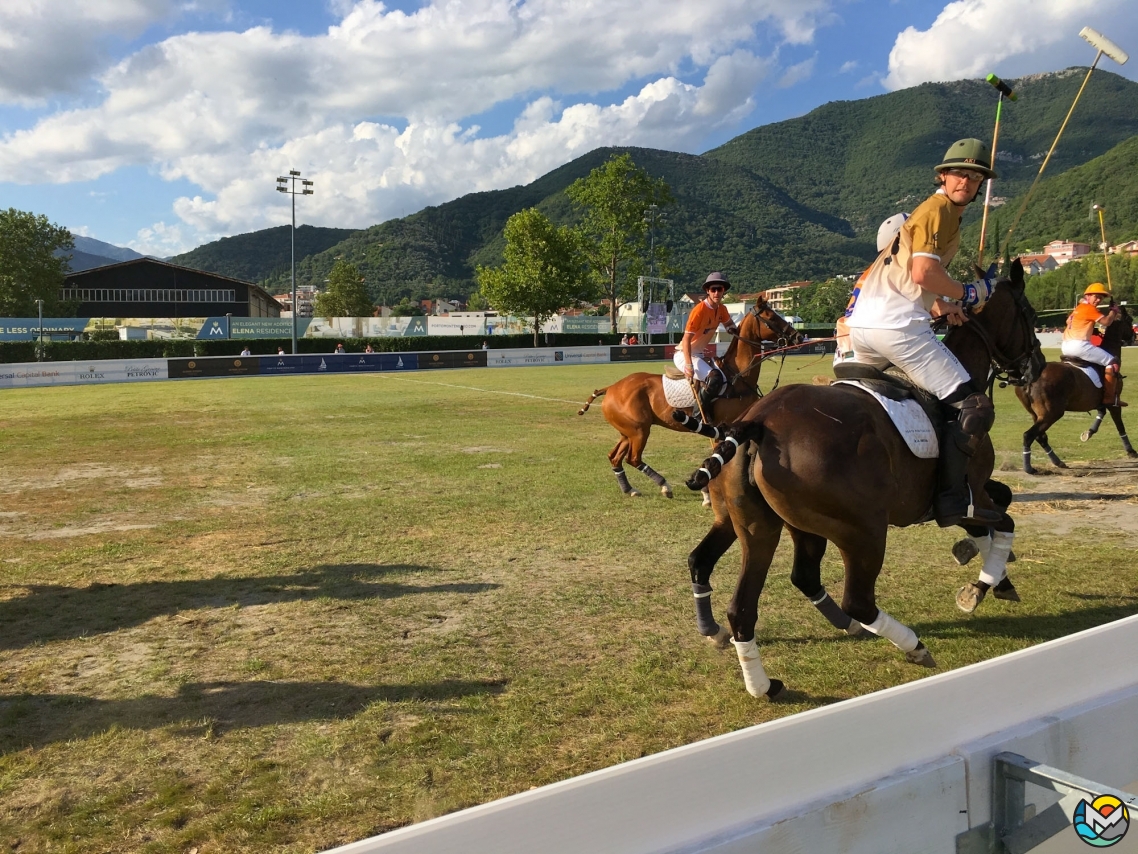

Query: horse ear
[[1010, 257, 1024, 287]]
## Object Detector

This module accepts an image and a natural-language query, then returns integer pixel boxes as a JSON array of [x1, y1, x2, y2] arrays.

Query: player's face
[[706, 286, 726, 302], [940, 168, 985, 205]]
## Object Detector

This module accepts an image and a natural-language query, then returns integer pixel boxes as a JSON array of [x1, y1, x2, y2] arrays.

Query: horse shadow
[[0, 677, 508, 753], [0, 563, 500, 650], [911, 599, 1138, 642]]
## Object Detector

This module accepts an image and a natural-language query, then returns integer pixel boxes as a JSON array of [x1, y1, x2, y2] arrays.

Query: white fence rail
[[327, 615, 1138, 854]]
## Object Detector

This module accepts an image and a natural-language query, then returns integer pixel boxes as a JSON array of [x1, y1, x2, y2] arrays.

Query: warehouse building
[[61, 258, 280, 318]]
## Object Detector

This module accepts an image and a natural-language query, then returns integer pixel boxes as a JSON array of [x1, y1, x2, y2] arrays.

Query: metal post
[[36, 299, 44, 361], [277, 170, 314, 355]]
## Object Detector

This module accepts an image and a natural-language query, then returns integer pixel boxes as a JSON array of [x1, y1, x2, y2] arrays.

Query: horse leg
[[1107, 407, 1138, 458], [952, 481, 1015, 566], [607, 438, 641, 497], [687, 480, 737, 649], [625, 431, 671, 498], [956, 515, 1017, 613], [1036, 428, 1066, 469], [786, 527, 863, 636], [837, 535, 935, 668], [1082, 408, 1107, 443], [724, 475, 786, 699], [701, 488, 711, 507], [636, 462, 673, 498]]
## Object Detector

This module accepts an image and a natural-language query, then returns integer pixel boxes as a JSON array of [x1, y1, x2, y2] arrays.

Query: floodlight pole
[[36, 299, 44, 361], [276, 170, 315, 354]]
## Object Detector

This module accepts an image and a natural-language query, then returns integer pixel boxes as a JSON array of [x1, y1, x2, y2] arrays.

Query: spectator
[[620, 333, 630, 345], [277, 346, 286, 355], [629, 334, 639, 345], [240, 345, 252, 356], [335, 343, 346, 354], [364, 343, 375, 353], [481, 340, 489, 350]]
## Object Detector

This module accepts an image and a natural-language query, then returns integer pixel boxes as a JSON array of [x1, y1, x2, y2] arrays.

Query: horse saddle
[[1059, 356, 1105, 389], [664, 364, 686, 380], [831, 363, 945, 459]]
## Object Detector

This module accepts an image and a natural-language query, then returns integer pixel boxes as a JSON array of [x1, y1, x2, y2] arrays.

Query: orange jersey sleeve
[[684, 301, 733, 352]]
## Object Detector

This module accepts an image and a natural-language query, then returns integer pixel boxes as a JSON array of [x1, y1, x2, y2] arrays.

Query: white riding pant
[[674, 352, 719, 382], [847, 322, 971, 400], [1060, 339, 1116, 367]]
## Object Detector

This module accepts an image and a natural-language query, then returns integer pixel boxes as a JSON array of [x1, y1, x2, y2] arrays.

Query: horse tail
[[577, 387, 608, 416], [685, 422, 765, 491]]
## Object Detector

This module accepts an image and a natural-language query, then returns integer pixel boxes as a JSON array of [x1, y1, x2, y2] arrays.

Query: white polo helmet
[[877, 212, 910, 252]]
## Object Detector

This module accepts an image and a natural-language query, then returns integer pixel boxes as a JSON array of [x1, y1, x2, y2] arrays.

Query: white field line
[[368, 373, 584, 405]]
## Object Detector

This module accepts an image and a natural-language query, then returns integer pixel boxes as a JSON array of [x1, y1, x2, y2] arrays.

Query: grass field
[[2, 354, 1137, 853]]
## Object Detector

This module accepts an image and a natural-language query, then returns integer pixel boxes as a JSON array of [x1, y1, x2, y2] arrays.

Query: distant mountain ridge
[[170, 68, 1138, 301], [71, 235, 146, 263]]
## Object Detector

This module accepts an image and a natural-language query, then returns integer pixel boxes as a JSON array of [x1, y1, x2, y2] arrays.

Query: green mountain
[[168, 224, 358, 285], [174, 68, 1138, 301]]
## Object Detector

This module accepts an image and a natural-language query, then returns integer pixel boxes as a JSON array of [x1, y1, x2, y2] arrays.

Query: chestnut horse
[[684, 260, 1044, 698], [1017, 303, 1136, 474], [577, 296, 803, 500]]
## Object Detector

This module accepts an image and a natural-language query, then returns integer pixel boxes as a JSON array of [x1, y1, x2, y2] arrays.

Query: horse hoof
[[1081, 431, 1092, 443], [1129, 450, 1138, 459], [956, 582, 986, 614], [845, 619, 864, 637], [1007, 550, 1016, 564], [952, 539, 979, 566], [626, 488, 641, 498], [765, 679, 787, 701], [661, 485, 673, 498], [1055, 461, 1068, 469], [993, 581, 1021, 603], [906, 643, 937, 668], [1024, 465, 1036, 475], [705, 625, 732, 650]]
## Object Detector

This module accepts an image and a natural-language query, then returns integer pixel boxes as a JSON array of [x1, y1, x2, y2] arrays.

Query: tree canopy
[[0, 208, 75, 317], [313, 260, 375, 317], [566, 153, 674, 331], [476, 208, 591, 345]]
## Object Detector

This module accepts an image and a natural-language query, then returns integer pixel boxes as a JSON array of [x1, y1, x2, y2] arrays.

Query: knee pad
[[957, 393, 994, 437]]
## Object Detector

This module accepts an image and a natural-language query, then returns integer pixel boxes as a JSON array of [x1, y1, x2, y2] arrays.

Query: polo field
[[1, 354, 1136, 853]]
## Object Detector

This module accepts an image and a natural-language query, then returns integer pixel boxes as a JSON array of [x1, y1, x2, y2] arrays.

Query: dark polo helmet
[[935, 138, 998, 180], [703, 271, 731, 292]]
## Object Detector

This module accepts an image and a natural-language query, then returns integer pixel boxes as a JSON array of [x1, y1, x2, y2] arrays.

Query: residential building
[[1041, 240, 1091, 266], [1019, 253, 1060, 276]]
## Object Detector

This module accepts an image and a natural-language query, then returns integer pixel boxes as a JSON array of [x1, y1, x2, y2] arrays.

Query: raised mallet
[[1091, 202, 1114, 290], [977, 74, 1017, 266], [1004, 26, 1129, 248]]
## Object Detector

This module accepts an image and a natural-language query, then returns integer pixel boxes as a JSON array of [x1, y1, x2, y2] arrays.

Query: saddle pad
[[1078, 365, 1102, 388], [662, 375, 697, 409], [833, 380, 939, 459]]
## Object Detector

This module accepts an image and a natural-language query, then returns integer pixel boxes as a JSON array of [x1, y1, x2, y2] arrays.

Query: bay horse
[[1017, 303, 1136, 474], [683, 260, 1044, 698], [577, 296, 803, 500]]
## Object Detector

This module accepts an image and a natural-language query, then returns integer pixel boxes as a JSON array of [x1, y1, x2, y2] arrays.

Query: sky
[[1, 0, 1135, 257]]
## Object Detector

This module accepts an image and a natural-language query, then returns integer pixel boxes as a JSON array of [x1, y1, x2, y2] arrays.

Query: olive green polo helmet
[[934, 138, 998, 180]]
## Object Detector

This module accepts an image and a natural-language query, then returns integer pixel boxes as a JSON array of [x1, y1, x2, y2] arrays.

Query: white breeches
[[847, 322, 971, 400], [674, 351, 717, 382], [1060, 339, 1116, 367]]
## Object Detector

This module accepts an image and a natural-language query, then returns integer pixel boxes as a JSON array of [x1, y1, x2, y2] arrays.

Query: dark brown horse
[[577, 296, 803, 500], [683, 260, 1043, 698], [1017, 303, 1136, 474]]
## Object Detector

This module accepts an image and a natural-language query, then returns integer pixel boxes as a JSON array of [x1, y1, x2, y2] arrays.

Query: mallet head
[[1080, 27, 1128, 65], [986, 73, 1017, 101]]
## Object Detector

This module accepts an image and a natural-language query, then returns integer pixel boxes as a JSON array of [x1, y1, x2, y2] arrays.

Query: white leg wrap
[[970, 533, 992, 563], [865, 609, 918, 653], [979, 530, 1015, 586], [732, 638, 771, 697]]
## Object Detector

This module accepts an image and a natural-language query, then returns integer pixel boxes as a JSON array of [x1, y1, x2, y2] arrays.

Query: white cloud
[[839, 60, 858, 74], [885, 0, 1136, 90], [778, 55, 816, 88], [0, 1, 213, 103], [0, 0, 832, 252]]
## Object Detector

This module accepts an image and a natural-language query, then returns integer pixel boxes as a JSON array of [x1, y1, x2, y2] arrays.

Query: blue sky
[[1, 0, 1135, 256]]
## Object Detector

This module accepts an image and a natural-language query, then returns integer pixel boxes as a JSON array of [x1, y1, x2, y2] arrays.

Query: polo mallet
[[977, 74, 1016, 267], [1091, 202, 1113, 290], [1004, 26, 1128, 249]]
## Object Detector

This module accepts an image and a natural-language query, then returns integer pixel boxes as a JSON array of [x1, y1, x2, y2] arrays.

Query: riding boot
[[934, 395, 1002, 528], [698, 371, 724, 422], [1104, 366, 1127, 407]]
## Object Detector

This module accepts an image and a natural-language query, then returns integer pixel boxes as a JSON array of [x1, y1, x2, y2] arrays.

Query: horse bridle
[[731, 301, 804, 350], [945, 281, 1045, 388]]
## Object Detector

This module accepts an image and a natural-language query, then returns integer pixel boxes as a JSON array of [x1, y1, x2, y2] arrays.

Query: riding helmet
[[934, 139, 998, 180], [1084, 282, 1111, 296], [703, 272, 731, 292]]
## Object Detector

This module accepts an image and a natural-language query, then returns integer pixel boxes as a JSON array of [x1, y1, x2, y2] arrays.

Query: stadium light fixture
[[276, 170, 315, 353]]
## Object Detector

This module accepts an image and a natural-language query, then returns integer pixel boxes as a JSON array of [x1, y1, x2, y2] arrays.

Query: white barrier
[[327, 615, 1138, 854], [0, 358, 169, 388]]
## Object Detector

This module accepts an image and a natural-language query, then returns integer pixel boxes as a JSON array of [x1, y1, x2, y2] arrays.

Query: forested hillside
[[171, 69, 1138, 304], [168, 224, 358, 284]]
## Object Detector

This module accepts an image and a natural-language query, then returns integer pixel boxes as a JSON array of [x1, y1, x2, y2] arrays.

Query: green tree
[[0, 208, 75, 316], [566, 153, 674, 332], [792, 278, 853, 324], [313, 259, 375, 317], [476, 208, 590, 346]]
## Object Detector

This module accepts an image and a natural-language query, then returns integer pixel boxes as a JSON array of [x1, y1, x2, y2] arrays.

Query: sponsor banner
[[0, 318, 91, 341], [427, 317, 487, 336], [419, 351, 488, 370], [0, 363, 78, 387], [486, 349, 563, 367], [552, 347, 610, 365], [646, 303, 668, 335], [168, 357, 260, 378], [560, 315, 608, 334], [784, 341, 836, 355], [231, 317, 311, 339], [609, 344, 674, 362]]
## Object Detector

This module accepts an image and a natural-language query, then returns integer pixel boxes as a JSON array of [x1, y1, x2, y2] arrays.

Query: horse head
[[751, 294, 805, 348], [1112, 303, 1136, 348], [951, 257, 1046, 387]]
